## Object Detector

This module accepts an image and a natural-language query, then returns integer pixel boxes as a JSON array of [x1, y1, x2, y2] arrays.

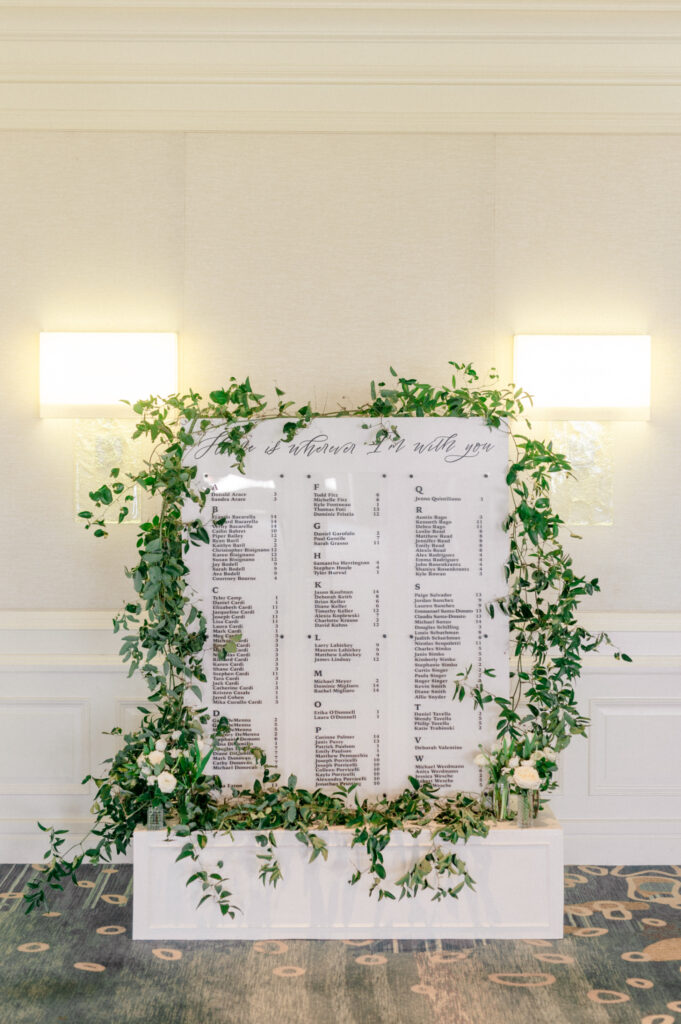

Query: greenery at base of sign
[[24, 363, 629, 917]]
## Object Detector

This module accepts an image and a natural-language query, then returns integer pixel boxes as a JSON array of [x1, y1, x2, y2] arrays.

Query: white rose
[[508, 756, 520, 768], [521, 758, 533, 767], [140, 765, 151, 776], [155, 738, 167, 752], [171, 730, 181, 740], [146, 776, 156, 785], [147, 750, 164, 766], [136, 753, 146, 767], [530, 751, 541, 763], [169, 748, 180, 759], [543, 747, 554, 758], [473, 753, 488, 767], [513, 765, 541, 790], [157, 771, 177, 795]]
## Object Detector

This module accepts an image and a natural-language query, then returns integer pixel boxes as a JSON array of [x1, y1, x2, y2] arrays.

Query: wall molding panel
[[3, 3, 681, 131], [0, 610, 678, 862], [0, 699, 90, 796], [0, 612, 145, 861], [589, 697, 681, 797]]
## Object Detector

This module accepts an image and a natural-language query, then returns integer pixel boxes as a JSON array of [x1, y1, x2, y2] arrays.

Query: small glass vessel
[[492, 780, 510, 820], [516, 790, 533, 829], [532, 789, 541, 819], [146, 805, 165, 831]]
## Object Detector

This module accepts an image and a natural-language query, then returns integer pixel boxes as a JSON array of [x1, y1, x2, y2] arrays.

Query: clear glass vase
[[532, 789, 541, 819], [516, 790, 533, 828], [146, 804, 165, 831], [492, 780, 510, 821]]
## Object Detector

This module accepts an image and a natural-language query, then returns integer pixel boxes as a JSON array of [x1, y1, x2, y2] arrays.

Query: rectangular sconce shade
[[40, 332, 178, 417], [513, 335, 651, 420]]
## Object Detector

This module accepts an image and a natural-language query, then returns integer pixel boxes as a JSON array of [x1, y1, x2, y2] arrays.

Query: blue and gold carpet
[[1, 864, 680, 1023]]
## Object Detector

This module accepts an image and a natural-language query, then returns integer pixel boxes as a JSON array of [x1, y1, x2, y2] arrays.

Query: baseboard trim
[[1, 821, 133, 865], [563, 820, 681, 865]]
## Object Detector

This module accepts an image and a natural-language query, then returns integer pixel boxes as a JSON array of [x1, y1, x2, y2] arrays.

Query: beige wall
[[1, 130, 678, 612]]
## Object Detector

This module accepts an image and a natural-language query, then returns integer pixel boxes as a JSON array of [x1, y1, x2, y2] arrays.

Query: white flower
[[147, 750, 164, 766], [508, 756, 520, 768], [198, 739, 211, 756], [169, 748, 180, 759], [155, 738, 168, 752], [473, 752, 488, 767], [543, 747, 554, 758], [140, 765, 151, 776], [146, 776, 156, 785], [513, 765, 541, 790], [521, 759, 533, 767], [136, 753, 147, 767], [171, 730, 181, 741], [530, 751, 541, 763], [502, 766, 511, 775], [157, 771, 177, 794]]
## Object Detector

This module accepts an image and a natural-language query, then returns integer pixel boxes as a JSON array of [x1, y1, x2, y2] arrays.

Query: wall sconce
[[40, 332, 178, 418], [513, 335, 651, 528], [513, 335, 651, 421], [39, 332, 178, 521]]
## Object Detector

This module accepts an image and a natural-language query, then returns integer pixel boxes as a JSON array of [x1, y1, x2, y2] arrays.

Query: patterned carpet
[[1, 863, 680, 1024]]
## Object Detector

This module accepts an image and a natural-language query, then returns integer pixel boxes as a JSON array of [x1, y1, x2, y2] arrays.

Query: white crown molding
[[5, 3, 681, 10], [1, 4, 681, 130], [4, 109, 681, 135], [8, 68, 681, 86]]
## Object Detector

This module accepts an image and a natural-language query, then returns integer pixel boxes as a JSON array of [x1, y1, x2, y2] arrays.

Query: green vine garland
[[25, 363, 628, 916]]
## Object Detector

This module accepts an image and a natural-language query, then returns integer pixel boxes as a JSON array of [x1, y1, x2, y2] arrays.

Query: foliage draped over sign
[[25, 364, 628, 916]]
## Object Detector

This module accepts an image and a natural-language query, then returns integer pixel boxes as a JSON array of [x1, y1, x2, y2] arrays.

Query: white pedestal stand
[[132, 808, 563, 941]]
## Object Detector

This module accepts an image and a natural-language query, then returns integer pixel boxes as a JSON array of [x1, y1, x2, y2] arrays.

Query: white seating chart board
[[185, 418, 509, 798]]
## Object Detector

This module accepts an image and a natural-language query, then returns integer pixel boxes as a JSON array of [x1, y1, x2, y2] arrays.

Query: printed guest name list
[[185, 418, 509, 798]]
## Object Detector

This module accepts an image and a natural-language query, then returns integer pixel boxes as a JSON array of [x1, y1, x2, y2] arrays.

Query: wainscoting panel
[[589, 697, 681, 797], [0, 611, 146, 862], [550, 617, 681, 862], [0, 610, 678, 863], [0, 699, 90, 796]]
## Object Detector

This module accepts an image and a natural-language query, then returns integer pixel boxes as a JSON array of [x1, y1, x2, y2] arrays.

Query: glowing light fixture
[[40, 332, 178, 417], [513, 335, 651, 420]]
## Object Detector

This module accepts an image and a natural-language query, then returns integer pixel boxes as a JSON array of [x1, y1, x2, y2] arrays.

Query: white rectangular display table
[[132, 808, 563, 940]]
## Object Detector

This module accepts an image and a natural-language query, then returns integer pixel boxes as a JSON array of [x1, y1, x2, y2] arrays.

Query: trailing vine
[[24, 363, 626, 917]]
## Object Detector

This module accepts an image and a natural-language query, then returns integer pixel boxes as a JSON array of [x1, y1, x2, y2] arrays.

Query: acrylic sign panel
[[185, 418, 509, 798]]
